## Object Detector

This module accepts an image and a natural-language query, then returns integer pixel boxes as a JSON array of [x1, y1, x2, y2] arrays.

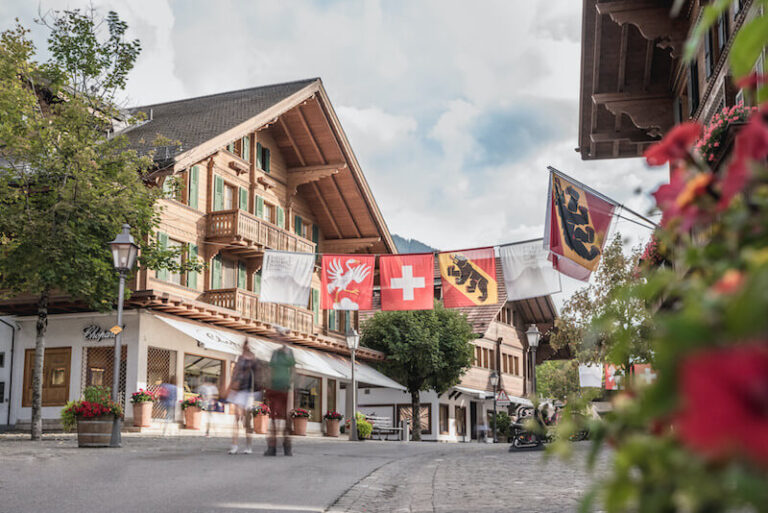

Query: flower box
[[77, 414, 115, 447], [132, 401, 153, 428]]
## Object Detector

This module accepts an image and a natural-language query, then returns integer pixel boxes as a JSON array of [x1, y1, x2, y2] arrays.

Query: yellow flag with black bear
[[438, 247, 498, 307]]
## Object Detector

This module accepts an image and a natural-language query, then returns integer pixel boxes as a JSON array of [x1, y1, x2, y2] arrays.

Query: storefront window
[[294, 373, 321, 422], [183, 354, 223, 396], [327, 379, 336, 413]]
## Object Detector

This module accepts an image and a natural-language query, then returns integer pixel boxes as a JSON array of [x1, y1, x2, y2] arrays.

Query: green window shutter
[[256, 142, 263, 170], [227, 142, 235, 153], [255, 195, 264, 218], [239, 187, 248, 211], [237, 261, 246, 289], [156, 232, 169, 281], [187, 243, 198, 289], [312, 289, 320, 324], [242, 136, 250, 162], [213, 175, 224, 211], [344, 311, 351, 332], [276, 206, 285, 229], [294, 215, 302, 236], [188, 166, 199, 209], [212, 254, 223, 289], [311, 224, 319, 244], [254, 272, 261, 295], [329, 310, 336, 331], [162, 176, 174, 198], [264, 147, 271, 173]]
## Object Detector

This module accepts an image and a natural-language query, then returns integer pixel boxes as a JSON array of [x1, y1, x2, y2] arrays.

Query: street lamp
[[345, 327, 359, 441], [525, 324, 541, 397], [489, 370, 499, 443], [108, 224, 139, 447]]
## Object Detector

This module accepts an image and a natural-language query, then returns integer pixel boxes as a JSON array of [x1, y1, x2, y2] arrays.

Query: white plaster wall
[[0, 317, 17, 425]]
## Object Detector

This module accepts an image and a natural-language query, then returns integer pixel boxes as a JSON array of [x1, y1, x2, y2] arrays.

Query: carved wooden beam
[[287, 165, 344, 203], [592, 92, 673, 137], [596, 1, 687, 58], [256, 175, 274, 191], [590, 129, 658, 143], [228, 161, 248, 175], [322, 237, 380, 253]]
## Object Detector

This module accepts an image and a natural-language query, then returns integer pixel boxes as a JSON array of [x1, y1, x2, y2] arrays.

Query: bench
[[365, 415, 403, 441]]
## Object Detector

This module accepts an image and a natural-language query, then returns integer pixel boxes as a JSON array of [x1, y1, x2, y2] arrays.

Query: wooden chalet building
[[357, 261, 559, 442], [578, 0, 762, 166], [0, 78, 406, 432]]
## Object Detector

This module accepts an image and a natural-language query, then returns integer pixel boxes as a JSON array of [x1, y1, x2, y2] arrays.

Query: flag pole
[[547, 166, 659, 229]]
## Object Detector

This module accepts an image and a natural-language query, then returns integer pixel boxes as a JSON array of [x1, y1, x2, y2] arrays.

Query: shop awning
[[453, 385, 533, 406], [155, 315, 404, 390]]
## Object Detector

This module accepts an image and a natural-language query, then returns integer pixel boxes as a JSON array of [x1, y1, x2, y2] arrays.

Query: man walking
[[264, 345, 295, 456], [227, 344, 260, 454]]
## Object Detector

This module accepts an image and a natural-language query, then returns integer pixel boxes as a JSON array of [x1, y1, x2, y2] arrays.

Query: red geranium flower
[[675, 343, 768, 466], [652, 167, 713, 231], [736, 72, 768, 90], [644, 122, 702, 166], [719, 104, 768, 209]]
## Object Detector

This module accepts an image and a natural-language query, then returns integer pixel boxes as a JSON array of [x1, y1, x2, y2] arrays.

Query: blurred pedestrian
[[227, 343, 260, 454], [264, 344, 295, 456], [198, 378, 219, 437], [158, 377, 178, 436]]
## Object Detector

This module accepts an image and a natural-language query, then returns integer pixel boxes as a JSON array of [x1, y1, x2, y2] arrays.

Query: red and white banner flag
[[321, 255, 375, 310], [379, 254, 434, 311], [544, 170, 615, 281]]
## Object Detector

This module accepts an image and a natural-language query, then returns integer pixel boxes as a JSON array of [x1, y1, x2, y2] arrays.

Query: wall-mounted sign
[[83, 325, 116, 341]]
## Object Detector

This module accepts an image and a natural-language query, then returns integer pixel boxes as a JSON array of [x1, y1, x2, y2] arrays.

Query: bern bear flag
[[544, 169, 615, 281], [438, 247, 498, 308]]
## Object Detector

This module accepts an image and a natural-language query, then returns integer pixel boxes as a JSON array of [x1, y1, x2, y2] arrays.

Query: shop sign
[[83, 324, 116, 341]]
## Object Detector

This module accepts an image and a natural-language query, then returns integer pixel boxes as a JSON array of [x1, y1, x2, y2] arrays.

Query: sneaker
[[264, 446, 277, 456], [283, 446, 293, 457], [242, 447, 253, 455], [228, 445, 238, 455]]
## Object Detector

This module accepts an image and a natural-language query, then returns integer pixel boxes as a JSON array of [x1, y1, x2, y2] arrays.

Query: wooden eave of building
[[168, 79, 397, 256], [578, 0, 679, 160]]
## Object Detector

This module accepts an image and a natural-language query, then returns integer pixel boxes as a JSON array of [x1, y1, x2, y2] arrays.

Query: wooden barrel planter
[[77, 415, 115, 447]]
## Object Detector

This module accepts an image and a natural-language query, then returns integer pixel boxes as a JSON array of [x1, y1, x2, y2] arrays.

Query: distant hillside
[[392, 234, 437, 253]]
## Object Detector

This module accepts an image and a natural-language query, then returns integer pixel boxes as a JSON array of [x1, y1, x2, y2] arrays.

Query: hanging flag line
[[547, 166, 659, 229]]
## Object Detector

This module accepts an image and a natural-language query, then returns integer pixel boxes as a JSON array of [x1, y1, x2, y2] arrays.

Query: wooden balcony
[[206, 209, 315, 255], [201, 288, 314, 335]]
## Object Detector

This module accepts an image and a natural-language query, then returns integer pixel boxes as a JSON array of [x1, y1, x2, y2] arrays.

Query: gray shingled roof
[[123, 78, 318, 161]]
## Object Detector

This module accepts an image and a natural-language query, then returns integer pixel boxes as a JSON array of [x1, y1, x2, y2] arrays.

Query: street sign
[[496, 390, 511, 406], [109, 325, 123, 335]]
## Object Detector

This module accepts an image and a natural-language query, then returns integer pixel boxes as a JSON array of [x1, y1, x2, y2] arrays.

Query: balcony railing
[[207, 209, 315, 253], [201, 288, 314, 334]]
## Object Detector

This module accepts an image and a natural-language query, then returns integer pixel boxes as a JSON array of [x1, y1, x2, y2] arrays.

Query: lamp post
[[345, 327, 359, 441], [108, 224, 139, 447], [489, 370, 499, 443], [525, 324, 541, 397]]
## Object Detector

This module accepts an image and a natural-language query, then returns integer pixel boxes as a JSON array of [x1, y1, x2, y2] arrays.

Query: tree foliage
[[361, 301, 474, 440], [535, 359, 580, 401]]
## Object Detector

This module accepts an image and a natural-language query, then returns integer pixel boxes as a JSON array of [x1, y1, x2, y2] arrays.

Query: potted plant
[[323, 411, 343, 437], [290, 408, 310, 436], [130, 388, 156, 428], [251, 403, 270, 434], [181, 395, 202, 430], [61, 386, 123, 447], [345, 412, 372, 440]]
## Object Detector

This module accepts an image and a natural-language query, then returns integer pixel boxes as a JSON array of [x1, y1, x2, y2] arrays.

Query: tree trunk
[[410, 390, 421, 442], [31, 291, 49, 440]]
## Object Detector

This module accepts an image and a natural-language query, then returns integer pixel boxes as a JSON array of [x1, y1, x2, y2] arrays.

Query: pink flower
[[736, 72, 768, 90]]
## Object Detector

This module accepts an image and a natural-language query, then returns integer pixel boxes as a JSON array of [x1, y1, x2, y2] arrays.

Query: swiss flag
[[379, 254, 434, 311]]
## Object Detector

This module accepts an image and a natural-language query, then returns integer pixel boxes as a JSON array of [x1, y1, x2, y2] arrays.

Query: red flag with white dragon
[[544, 171, 615, 281], [321, 255, 375, 310]]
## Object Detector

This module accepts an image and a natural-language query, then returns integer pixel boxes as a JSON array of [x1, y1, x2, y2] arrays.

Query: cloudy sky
[[2, 0, 667, 302]]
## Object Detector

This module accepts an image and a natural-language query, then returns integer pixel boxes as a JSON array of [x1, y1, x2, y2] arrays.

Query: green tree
[[361, 301, 474, 441], [535, 360, 580, 401], [0, 10, 198, 440], [549, 233, 652, 387]]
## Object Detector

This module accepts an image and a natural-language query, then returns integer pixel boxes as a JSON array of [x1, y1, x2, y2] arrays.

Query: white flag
[[578, 364, 602, 388], [259, 250, 314, 306], [499, 239, 562, 301]]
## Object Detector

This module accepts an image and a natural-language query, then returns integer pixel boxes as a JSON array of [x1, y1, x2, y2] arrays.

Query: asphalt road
[[0, 434, 608, 513]]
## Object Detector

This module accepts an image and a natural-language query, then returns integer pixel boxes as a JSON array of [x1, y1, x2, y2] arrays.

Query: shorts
[[228, 390, 254, 410], [265, 390, 288, 419]]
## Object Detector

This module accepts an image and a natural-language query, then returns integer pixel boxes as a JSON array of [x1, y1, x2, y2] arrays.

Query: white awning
[[453, 385, 533, 406], [154, 315, 404, 390]]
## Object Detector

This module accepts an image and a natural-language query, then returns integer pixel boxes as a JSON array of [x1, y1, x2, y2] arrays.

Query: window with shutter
[[237, 261, 246, 289], [156, 232, 169, 281], [294, 215, 303, 236], [213, 175, 224, 211], [255, 195, 264, 218], [264, 147, 271, 173], [312, 224, 319, 244], [227, 142, 235, 153], [312, 289, 319, 324], [162, 176, 175, 199], [188, 165, 199, 209], [705, 31, 714, 79], [256, 142, 263, 170], [187, 244, 198, 289], [328, 310, 336, 332], [212, 254, 223, 289], [688, 60, 700, 116], [254, 271, 261, 294], [242, 136, 250, 162], [277, 206, 285, 229], [239, 187, 248, 211]]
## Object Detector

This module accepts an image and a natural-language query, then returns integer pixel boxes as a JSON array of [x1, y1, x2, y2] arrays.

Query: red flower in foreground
[[711, 269, 746, 295], [652, 167, 713, 231], [644, 122, 702, 166], [719, 104, 768, 209], [736, 72, 768, 90], [676, 343, 768, 466]]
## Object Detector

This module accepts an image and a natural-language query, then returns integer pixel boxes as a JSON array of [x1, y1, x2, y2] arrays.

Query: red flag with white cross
[[379, 254, 434, 311]]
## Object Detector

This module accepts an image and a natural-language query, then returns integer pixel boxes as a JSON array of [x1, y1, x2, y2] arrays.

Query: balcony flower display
[[694, 103, 757, 163]]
